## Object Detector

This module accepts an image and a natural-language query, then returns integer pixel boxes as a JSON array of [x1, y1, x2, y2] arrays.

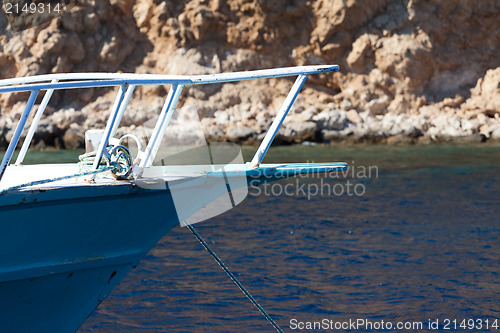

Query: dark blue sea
[[70, 144, 499, 332]]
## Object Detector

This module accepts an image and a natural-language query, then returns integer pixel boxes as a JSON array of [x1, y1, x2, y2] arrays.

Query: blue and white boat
[[0, 65, 347, 332]]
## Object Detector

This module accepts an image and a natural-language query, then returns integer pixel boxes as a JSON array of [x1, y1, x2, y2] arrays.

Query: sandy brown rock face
[[0, 0, 499, 148]]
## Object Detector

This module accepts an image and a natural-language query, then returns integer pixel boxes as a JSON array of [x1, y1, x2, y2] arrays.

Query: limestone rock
[[226, 126, 254, 143], [63, 128, 85, 149], [278, 121, 317, 143], [312, 110, 348, 130], [347, 34, 373, 70]]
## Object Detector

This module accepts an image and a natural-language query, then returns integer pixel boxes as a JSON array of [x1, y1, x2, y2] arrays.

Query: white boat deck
[[0, 164, 210, 192], [0, 164, 80, 190]]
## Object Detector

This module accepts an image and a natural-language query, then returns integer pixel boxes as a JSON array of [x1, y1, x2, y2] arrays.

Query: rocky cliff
[[1, 0, 500, 149]]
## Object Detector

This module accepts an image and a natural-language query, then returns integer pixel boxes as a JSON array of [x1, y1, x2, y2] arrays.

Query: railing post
[[0, 90, 39, 183], [109, 84, 136, 138], [139, 84, 184, 169], [15, 80, 58, 165], [90, 84, 127, 174], [251, 74, 309, 167]]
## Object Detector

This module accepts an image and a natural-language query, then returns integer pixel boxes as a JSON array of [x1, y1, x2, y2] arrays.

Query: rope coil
[[78, 145, 133, 180]]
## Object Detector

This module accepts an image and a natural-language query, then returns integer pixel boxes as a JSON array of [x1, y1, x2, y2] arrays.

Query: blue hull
[[0, 185, 180, 333]]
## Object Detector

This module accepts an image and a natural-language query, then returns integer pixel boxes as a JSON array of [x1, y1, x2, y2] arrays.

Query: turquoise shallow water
[[11, 143, 500, 332]]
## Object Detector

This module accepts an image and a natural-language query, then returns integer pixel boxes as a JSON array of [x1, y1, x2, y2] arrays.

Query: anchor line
[[186, 222, 284, 333]]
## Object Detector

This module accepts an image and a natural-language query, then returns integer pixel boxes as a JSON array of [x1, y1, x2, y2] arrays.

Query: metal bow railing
[[0, 65, 339, 183]]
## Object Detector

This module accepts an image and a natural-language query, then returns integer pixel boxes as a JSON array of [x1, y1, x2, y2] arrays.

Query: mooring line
[[186, 222, 284, 333]]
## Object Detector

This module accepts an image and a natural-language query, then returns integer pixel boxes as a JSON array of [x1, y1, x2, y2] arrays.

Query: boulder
[[226, 126, 254, 142], [312, 110, 348, 130], [278, 121, 317, 143], [63, 128, 84, 149]]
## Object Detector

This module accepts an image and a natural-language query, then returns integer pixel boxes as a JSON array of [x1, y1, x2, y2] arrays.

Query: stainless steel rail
[[0, 65, 339, 183]]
